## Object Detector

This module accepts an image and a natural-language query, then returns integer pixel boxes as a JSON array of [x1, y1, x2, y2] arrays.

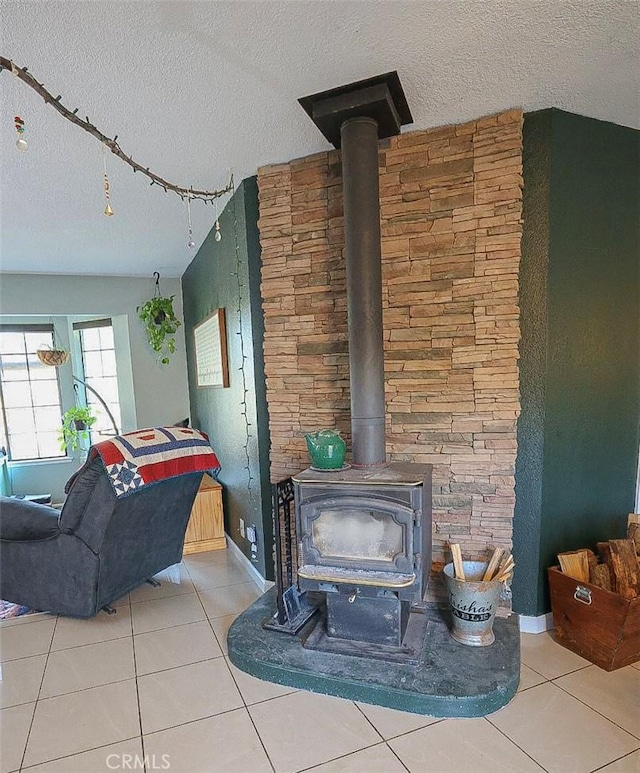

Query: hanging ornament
[[14, 115, 27, 152], [102, 146, 114, 216], [214, 199, 222, 242], [187, 196, 195, 249]]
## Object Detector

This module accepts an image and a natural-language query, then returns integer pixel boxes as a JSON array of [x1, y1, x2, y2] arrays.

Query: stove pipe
[[341, 117, 386, 466], [299, 73, 413, 467]]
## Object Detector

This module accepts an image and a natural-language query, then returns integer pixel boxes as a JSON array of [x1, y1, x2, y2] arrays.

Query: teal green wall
[[514, 110, 640, 615], [181, 178, 273, 580]]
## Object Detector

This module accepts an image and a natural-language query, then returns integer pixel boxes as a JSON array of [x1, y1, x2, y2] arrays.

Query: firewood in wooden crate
[[558, 549, 590, 583], [597, 541, 618, 593], [608, 539, 640, 600], [585, 548, 598, 573], [589, 563, 612, 591], [628, 514, 640, 555]]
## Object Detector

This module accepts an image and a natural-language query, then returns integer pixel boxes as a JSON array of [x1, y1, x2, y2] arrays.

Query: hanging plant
[[137, 292, 181, 365], [37, 323, 70, 366], [58, 405, 97, 453], [36, 346, 70, 367]]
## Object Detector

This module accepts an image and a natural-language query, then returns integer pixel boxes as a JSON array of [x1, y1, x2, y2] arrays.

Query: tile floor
[[1, 549, 639, 773]]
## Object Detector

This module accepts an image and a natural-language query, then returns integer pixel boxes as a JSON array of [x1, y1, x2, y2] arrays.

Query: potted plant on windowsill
[[58, 406, 97, 453], [137, 294, 181, 365]]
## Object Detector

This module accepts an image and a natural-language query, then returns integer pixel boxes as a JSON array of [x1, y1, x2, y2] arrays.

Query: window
[[0, 326, 65, 460], [74, 320, 121, 439]]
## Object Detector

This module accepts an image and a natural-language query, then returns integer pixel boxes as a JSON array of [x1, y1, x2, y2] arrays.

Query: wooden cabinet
[[183, 474, 226, 554]]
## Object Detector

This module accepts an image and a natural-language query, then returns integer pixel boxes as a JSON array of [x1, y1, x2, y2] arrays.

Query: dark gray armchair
[[0, 457, 203, 618]]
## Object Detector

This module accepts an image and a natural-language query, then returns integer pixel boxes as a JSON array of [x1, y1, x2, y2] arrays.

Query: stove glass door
[[312, 508, 403, 563]]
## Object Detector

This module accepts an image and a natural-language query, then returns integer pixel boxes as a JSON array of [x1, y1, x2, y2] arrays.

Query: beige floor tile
[[355, 701, 439, 740], [182, 552, 240, 583], [210, 613, 238, 655], [0, 612, 53, 629], [307, 743, 406, 772], [128, 563, 194, 603], [0, 618, 56, 662], [554, 665, 640, 738], [134, 620, 222, 676], [249, 691, 381, 773], [138, 657, 242, 734], [143, 708, 272, 773], [130, 592, 205, 635], [519, 663, 548, 691], [198, 582, 261, 619], [51, 607, 132, 651], [389, 717, 545, 773], [227, 657, 297, 704], [595, 750, 640, 772], [520, 631, 591, 678], [488, 682, 639, 773], [23, 680, 139, 768], [182, 549, 236, 570], [40, 638, 135, 699], [186, 558, 253, 591], [0, 654, 46, 709], [21, 738, 144, 772], [0, 702, 35, 773]]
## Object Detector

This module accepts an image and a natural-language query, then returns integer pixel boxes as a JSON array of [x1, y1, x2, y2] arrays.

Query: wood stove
[[294, 465, 431, 649], [292, 74, 433, 659]]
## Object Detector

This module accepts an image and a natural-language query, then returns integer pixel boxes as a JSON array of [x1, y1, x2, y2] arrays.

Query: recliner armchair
[[0, 457, 203, 618]]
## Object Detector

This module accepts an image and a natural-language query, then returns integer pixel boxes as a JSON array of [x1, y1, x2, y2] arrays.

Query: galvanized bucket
[[443, 561, 504, 647]]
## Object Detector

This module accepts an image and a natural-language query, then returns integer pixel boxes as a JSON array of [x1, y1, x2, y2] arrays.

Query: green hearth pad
[[228, 587, 519, 717]]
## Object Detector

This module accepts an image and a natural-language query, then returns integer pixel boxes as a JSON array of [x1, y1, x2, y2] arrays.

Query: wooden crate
[[548, 566, 640, 671], [183, 474, 226, 554]]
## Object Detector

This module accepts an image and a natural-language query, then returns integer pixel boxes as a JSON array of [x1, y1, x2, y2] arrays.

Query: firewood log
[[590, 563, 612, 591], [608, 539, 640, 600], [558, 550, 590, 583], [597, 542, 618, 593], [628, 514, 640, 555]]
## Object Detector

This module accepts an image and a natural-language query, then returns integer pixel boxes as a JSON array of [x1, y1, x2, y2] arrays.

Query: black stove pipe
[[341, 117, 386, 467], [299, 73, 412, 467]]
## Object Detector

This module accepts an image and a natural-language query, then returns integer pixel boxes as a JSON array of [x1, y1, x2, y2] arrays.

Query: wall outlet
[[246, 524, 257, 544], [239, 518, 245, 538]]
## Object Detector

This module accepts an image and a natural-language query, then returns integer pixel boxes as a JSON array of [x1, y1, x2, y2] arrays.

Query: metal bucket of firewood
[[443, 545, 514, 647]]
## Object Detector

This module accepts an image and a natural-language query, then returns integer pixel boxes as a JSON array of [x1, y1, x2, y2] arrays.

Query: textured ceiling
[[1, 0, 638, 278]]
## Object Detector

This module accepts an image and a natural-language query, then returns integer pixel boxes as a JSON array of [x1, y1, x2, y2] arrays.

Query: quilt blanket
[[66, 427, 221, 497]]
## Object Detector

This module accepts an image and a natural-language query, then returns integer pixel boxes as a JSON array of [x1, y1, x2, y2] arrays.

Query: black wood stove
[[294, 464, 431, 652], [290, 73, 433, 660]]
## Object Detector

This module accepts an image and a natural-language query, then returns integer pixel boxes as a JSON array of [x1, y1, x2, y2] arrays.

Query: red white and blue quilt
[[66, 426, 221, 498]]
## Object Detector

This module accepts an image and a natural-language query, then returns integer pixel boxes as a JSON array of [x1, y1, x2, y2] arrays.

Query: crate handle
[[573, 585, 592, 605]]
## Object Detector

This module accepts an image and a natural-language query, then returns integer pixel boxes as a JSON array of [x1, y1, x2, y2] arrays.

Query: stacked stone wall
[[258, 110, 523, 561]]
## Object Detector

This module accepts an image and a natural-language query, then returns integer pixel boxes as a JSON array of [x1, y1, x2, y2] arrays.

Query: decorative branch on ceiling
[[0, 56, 233, 203]]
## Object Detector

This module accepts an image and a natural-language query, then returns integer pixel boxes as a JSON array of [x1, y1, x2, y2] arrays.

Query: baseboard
[[518, 612, 553, 634], [226, 535, 274, 594]]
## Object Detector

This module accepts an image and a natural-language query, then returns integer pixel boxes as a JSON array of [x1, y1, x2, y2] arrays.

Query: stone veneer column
[[258, 110, 523, 563]]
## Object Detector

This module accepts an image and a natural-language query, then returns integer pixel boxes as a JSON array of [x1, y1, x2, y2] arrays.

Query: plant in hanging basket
[[37, 347, 70, 367], [58, 405, 97, 453], [137, 295, 181, 365]]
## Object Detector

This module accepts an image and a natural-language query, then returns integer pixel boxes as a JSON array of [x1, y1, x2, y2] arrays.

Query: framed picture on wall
[[193, 308, 230, 388]]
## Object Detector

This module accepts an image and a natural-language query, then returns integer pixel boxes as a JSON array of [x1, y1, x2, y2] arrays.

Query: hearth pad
[[228, 586, 520, 717]]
